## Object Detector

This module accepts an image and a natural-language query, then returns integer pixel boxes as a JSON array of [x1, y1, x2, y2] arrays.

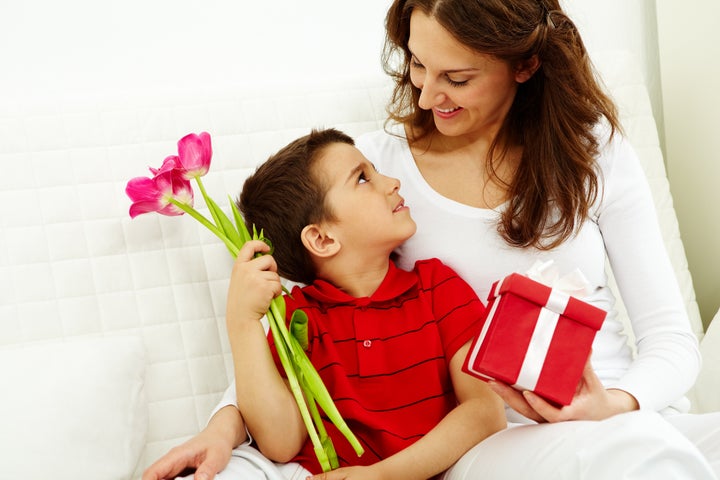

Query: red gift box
[[463, 273, 607, 406]]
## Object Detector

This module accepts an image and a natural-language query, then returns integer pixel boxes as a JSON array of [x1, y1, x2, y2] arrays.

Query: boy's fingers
[[238, 239, 271, 260]]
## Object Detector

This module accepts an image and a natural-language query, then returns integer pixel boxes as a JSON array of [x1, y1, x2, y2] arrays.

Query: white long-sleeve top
[[355, 123, 700, 416]]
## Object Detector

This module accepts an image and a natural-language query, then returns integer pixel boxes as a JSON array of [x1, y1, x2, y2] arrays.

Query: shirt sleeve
[[416, 258, 487, 360], [206, 380, 253, 446], [596, 133, 701, 411]]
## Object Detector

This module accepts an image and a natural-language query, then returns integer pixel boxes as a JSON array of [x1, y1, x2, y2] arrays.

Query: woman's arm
[[598, 135, 701, 410], [142, 405, 245, 480], [225, 240, 307, 462], [309, 342, 506, 480]]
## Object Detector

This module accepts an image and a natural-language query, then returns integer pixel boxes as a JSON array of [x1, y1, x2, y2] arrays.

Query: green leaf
[[268, 297, 364, 459], [313, 445, 332, 473], [229, 195, 252, 244], [205, 195, 243, 250], [275, 296, 286, 320], [265, 305, 328, 468], [299, 378, 338, 471], [288, 333, 364, 457], [322, 434, 339, 470], [290, 309, 309, 351]]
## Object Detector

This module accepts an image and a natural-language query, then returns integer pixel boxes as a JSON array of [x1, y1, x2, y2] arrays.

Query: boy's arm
[[226, 240, 308, 462], [312, 341, 506, 480]]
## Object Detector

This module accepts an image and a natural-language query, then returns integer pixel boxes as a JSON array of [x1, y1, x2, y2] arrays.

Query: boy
[[145, 128, 505, 480], [229, 127, 505, 479]]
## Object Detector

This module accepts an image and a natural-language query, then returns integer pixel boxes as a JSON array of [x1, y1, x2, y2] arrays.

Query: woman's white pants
[[443, 410, 720, 480], [182, 410, 720, 479]]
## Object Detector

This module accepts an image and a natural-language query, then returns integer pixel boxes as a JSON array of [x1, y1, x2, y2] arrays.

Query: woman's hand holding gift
[[488, 357, 639, 423]]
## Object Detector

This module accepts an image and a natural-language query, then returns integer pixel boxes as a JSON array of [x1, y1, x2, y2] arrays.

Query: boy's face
[[316, 143, 416, 254]]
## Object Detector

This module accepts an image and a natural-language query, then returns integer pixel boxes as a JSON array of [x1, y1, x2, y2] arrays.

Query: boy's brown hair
[[237, 128, 354, 285]]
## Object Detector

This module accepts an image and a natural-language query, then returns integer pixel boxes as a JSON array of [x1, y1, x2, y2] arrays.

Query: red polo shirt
[[270, 258, 485, 474]]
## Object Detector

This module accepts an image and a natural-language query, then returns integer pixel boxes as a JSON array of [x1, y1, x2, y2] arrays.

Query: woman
[[144, 1, 720, 479]]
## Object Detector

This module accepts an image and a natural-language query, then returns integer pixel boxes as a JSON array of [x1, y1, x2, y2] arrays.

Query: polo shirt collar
[[302, 261, 417, 305]]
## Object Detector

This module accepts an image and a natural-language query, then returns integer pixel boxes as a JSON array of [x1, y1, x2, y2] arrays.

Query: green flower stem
[[301, 375, 339, 469], [266, 302, 331, 471], [289, 334, 364, 456], [194, 177, 220, 226], [167, 198, 240, 257]]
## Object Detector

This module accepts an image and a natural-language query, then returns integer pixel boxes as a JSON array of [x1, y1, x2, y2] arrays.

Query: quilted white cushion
[[0, 335, 147, 480]]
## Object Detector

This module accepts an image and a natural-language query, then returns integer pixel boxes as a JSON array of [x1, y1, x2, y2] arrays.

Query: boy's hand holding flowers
[[227, 240, 283, 325]]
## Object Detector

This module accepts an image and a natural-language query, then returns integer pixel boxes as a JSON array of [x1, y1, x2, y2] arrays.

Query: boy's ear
[[515, 55, 541, 83], [301, 224, 341, 258]]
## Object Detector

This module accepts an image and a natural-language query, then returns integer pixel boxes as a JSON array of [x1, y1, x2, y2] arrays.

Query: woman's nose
[[417, 77, 443, 110]]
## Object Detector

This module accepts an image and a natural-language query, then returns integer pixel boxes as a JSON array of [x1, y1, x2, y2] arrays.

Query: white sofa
[[0, 50, 717, 480]]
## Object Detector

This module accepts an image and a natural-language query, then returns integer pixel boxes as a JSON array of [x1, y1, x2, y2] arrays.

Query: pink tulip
[[126, 168, 194, 218], [177, 132, 212, 179], [150, 155, 181, 176]]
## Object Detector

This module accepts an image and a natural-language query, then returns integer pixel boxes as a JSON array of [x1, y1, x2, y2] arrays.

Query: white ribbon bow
[[525, 260, 592, 298]]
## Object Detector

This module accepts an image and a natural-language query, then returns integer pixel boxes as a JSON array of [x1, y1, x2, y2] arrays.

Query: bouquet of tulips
[[126, 132, 363, 471]]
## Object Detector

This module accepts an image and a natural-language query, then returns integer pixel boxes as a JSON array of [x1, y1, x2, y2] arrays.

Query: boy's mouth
[[393, 199, 407, 212]]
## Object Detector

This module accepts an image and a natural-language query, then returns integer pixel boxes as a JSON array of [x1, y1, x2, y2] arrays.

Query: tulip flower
[[149, 155, 182, 176], [177, 132, 212, 179], [126, 168, 194, 218], [126, 132, 363, 472]]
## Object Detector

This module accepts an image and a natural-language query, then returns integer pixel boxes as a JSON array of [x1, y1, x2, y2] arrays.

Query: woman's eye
[[358, 172, 369, 184], [446, 76, 468, 87]]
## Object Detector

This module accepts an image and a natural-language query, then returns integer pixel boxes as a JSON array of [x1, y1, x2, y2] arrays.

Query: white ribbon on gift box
[[513, 289, 570, 391], [512, 260, 592, 392]]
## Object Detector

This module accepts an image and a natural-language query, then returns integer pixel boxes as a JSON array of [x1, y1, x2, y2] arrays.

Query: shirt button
[[363, 340, 372, 348]]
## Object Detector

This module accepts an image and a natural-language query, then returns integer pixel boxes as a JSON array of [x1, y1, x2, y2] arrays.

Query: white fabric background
[[0, 1, 655, 108]]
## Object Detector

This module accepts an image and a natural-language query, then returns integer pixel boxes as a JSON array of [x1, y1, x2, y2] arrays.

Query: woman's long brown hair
[[383, 0, 622, 249]]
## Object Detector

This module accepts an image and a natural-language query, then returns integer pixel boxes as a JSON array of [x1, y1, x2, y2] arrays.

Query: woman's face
[[407, 10, 528, 141]]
